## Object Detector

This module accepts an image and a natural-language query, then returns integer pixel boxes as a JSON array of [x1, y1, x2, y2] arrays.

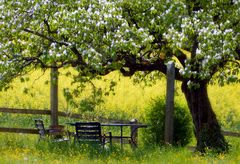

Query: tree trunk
[[181, 81, 229, 153]]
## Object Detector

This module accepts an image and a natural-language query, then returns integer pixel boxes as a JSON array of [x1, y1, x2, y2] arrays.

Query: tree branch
[[44, 19, 57, 34], [70, 47, 87, 67], [21, 56, 52, 68], [119, 55, 184, 81], [175, 51, 187, 67], [23, 29, 88, 68], [236, 47, 240, 60], [191, 34, 199, 59], [23, 28, 69, 46]]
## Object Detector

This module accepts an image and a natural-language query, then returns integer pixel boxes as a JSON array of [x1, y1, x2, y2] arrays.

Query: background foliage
[[0, 70, 239, 163], [144, 96, 192, 146], [0, 70, 239, 131]]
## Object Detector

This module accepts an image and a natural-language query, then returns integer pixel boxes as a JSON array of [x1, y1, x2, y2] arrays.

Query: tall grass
[[0, 133, 239, 163]]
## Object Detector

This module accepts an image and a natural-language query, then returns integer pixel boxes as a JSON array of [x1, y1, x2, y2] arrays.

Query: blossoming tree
[[0, 0, 239, 152]]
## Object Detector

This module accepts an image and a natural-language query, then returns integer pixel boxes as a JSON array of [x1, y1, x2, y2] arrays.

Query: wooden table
[[101, 123, 148, 148], [66, 122, 148, 148]]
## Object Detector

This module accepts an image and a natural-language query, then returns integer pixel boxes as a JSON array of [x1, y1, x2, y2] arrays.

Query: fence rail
[[222, 131, 240, 137], [0, 107, 239, 138], [0, 107, 129, 123], [0, 127, 38, 134], [0, 108, 50, 115]]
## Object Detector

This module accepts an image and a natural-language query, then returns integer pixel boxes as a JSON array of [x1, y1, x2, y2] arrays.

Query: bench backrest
[[75, 122, 102, 143], [35, 119, 46, 139]]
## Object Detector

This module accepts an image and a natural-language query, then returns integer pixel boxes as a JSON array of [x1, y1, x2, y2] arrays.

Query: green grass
[[0, 133, 239, 163], [0, 69, 239, 163]]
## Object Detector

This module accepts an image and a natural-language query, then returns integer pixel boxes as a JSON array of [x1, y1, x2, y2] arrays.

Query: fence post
[[50, 67, 59, 127], [164, 61, 175, 144], [130, 119, 138, 148]]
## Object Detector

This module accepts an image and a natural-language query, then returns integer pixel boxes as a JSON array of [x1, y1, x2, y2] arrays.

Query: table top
[[66, 122, 148, 127], [101, 123, 148, 127]]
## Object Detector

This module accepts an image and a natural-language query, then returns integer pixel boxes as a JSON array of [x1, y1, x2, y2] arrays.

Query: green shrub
[[143, 97, 193, 146]]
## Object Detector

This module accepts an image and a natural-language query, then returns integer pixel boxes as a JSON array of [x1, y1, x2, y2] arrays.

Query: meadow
[[0, 69, 239, 163]]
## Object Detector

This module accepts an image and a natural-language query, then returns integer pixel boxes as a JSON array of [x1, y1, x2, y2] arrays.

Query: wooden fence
[[0, 107, 130, 134], [0, 107, 239, 138]]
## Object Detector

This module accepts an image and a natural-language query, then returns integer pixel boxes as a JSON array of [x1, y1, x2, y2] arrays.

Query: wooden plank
[[58, 111, 129, 123], [0, 108, 50, 115], [0, 127, 38, 134], [222, 131, 240, 137], [0, 108, 129, 123], [0, 108, 84, 119]]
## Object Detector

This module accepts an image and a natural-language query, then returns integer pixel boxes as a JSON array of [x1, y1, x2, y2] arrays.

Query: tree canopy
[[0, 0, 240, 153], [1, 0, 239, 88]]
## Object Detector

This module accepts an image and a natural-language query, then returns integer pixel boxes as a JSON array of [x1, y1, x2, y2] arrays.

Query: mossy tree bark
[[181, 81, 229, 153]]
